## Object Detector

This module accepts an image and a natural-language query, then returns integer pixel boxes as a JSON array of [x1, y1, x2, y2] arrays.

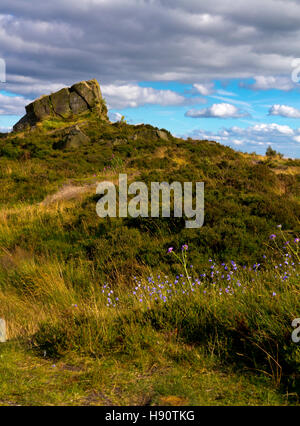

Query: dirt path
[[41, 183, 97, 205]]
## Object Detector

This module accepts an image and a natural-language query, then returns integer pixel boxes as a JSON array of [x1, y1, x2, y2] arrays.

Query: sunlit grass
[[0, 116, 299, 405]]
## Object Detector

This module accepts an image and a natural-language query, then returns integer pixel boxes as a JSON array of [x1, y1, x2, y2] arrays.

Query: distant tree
[[266, 146, 284, 158], [266, 146, 277, 157]]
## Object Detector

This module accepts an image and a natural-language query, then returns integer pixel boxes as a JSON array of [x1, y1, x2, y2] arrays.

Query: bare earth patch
[[41, 183, 96, 205]]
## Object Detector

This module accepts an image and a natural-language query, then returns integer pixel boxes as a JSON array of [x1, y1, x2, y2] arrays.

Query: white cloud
[[0, 126, 11, 132], [4, 75, 66, 96], [247, 76, 295, 91], [0, 92, 32, 115], [102, 84, 185, 109], [232, 139, 244, 146], [184, 122, 300, 156], [1, 1, 300, 96], [293, 135, 300, 143], [193, 83, 214, 96], [108, 111, 123, 122], [269, 104, 300, 118], [250, 123, 294, 136], [193, 84, 240, 99], [185, 103, 248, 118]]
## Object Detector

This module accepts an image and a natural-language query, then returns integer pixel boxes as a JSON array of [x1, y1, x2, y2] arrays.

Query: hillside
[[0, 104, 299, 271], [0, 81, 299, 406]]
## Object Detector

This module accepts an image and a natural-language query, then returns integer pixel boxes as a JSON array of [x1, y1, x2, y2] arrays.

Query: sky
[[0, 0, 300, 158]]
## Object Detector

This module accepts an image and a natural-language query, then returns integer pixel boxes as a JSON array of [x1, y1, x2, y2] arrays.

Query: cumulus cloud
[[246, 76, 296, 91], [185, 103, 248, 119], [108, 111, 123, 122], [185, 122, 300, 156], [0, 92, 32, 115], [269, 104, 300, 118], [294, 135, 300, 143], [4, 76, 67, 96], [102, 84, 185, 109], [249, 123, 294, 136], [0, 1, 300, 97]]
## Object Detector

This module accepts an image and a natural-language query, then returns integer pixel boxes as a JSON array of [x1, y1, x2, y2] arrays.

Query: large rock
[[26, 95, 52, 121], [13, 79, 108, 132], [71, 80, 102, 109], [52, 125, 90, 150], [69, 91, 88, 114], [156, 130, 169, 141], [50, 88, 71, 117]]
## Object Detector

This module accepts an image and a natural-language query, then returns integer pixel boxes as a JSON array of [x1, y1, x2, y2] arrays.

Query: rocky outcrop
[[156, 130, 169, 141], [52, 125, 90, 150], [13, 79, 108, 132]]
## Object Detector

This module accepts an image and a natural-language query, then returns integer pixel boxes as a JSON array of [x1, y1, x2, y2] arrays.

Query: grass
[[0, 339, 297, 406], [0, 228, 299, 405], [0, 112, 299, 405]]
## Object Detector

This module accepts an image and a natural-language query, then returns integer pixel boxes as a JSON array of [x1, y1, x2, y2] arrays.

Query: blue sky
[[107, 78, 300, 158], [1, 0, 300, 158]]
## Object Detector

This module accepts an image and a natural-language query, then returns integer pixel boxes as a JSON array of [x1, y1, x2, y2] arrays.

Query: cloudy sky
[[1, 0, 300, 157]]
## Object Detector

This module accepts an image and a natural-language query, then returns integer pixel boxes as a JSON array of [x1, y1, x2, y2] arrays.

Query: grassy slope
[[0, 112, 299, 405], [0, 341, 292, 406]]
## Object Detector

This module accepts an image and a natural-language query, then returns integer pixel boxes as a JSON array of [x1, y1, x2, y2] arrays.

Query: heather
[[0, 112, 299, 405]]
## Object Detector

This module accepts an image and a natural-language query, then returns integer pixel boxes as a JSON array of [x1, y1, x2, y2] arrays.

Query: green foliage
[[266, 145, 284, 158], [28, 242, 299, 390], [0, 113, 299, 404], [0, 115, 299, 267]]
